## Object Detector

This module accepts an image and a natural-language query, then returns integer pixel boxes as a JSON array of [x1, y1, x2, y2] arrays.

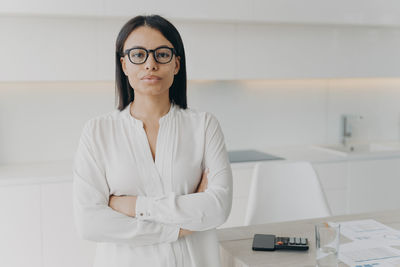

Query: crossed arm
[[74, 115, 232, 247], [108, 169, 209, 238]]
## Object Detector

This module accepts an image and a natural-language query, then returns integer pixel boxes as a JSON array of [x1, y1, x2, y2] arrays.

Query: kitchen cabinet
[[347, 158, 400, 214], [41, 182, 95, 267], [0, 0, 253, 22], [0, 0, 101, 16], [182, 23, 236, 80], [222, 156, 400, 228], [219, 161, 348, 228], [219, 164, 254, 228], [0, 184, 42, 267], [312, 162, 348, 215], [221, 161, 350, 228], [0, 176, 96, 267], [3, 0, 400, 27], [220, 161, 348, 228], [222, 197, 249, 228], [3, 4, 400, 81]]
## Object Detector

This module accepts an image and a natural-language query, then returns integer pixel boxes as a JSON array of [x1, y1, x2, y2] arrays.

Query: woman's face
[[120, 26, 180, 98]]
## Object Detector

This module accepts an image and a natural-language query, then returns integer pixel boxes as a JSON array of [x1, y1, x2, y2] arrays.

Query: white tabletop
[[217, 209, 400, 267]]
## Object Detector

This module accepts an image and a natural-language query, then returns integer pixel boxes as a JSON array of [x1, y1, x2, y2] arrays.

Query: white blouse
[[73, 102, 233, 267]]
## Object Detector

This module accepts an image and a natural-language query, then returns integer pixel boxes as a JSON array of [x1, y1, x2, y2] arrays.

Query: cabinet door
[[0, 0, 101, 16], [0, 184, 42, 267], [348, 158, 400, 214], [231, 165, 254, 198], [41, 182, 95, 267], [312, 162, 348, 215], [219, 197, 248, 229], [218, 164, 254, 228]]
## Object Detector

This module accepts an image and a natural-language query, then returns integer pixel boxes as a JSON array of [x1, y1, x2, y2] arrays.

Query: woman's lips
[[142, 75, 161, 81], [142, 76, 161, 84]]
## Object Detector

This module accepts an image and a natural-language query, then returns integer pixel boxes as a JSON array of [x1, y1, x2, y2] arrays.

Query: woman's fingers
[[108, 195, 116, 207], [196, 168, 209, 193], [179, 228, 193, 238], [108, 195, 137, 217], [202, 171, 208, 188]]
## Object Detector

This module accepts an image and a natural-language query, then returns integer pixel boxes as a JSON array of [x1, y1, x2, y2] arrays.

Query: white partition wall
[[2, 78, 400, 164]]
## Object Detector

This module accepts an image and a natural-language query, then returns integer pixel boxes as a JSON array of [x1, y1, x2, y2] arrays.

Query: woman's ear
[[174, 56, 181, 75], [120, 57, 128, 76]]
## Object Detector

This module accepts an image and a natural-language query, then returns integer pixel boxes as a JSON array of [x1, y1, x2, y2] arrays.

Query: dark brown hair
[[115, 15, 187, 111]]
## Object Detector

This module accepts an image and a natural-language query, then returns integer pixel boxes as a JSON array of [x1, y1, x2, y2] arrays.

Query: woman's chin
[[135, 87, 168, 97]]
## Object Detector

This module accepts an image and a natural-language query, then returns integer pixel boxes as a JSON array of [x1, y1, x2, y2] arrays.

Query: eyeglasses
[[123, 46, 176, 64]]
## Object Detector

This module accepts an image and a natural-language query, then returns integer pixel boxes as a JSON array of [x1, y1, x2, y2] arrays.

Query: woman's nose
[[145, 52, 158, 70]]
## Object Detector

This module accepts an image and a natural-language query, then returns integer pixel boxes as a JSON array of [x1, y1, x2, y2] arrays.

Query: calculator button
[[289, 237, 295, 244], [300, 238, 307, 245], [277, 241, 283, 245], [295, 237, 301, 244]]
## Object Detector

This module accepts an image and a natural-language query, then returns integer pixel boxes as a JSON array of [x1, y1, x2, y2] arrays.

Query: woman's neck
[[130, 94, 171, 122]]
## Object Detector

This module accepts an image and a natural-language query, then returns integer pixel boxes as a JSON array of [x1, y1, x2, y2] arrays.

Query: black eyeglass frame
[[123, 46, 177, 65]]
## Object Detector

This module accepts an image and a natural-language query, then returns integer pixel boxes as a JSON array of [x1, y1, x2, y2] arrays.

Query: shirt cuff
[[160, 224, 180, 243], [135, 195, 155, 220]]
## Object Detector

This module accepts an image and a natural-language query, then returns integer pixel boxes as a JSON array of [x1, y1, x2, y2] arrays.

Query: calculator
[[252, 234, 309, 251]]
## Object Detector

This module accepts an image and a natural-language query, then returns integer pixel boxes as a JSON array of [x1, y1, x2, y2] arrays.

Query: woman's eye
[[132, 52, 145, 58], [157, 52, 170, 58]]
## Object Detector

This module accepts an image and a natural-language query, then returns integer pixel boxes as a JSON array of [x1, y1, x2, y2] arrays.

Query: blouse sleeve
[[135, 114, 233, 231], [73, 121, 180, 246]]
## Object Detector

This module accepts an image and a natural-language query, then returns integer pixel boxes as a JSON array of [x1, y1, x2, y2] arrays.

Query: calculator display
[[252, 234, 275, 251]]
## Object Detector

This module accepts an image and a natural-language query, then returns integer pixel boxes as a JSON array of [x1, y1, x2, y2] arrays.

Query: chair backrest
[[244, 161, 331, 226]]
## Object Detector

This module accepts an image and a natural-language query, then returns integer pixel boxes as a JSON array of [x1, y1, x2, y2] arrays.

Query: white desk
[[217, 209, 400, 267]]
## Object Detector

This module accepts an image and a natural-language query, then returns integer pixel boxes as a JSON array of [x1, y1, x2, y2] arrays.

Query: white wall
[[188, 79, 400, 150], [188, 80, 328, 149], [2, 78, 400, 165], [0, 82, 115, 164], [2, 15, 400, 81], [326, 79, 400, 144]]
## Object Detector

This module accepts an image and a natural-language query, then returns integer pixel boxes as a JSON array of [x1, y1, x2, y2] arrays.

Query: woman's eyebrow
[[127, 45, 171, 50], [128, 45, 146, 50]]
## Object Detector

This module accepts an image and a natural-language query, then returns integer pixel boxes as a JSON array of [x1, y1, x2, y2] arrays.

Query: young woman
[[73, 15, 232, 267]]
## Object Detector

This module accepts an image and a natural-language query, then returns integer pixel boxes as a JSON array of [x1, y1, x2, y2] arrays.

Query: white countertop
[[0, 160, 73, 186], [230, 144, 400, 170], [2, 144, 400, 186], [263, 145, 400, 163]]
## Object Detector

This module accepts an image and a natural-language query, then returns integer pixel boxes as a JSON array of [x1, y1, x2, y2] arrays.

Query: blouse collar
[[122, 101, 176, 128]]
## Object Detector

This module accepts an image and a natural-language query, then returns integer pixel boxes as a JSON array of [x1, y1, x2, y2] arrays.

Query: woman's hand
[[196, 168, 209, 193], [179, 228, 193, 238], [109, 195, 137, 217]]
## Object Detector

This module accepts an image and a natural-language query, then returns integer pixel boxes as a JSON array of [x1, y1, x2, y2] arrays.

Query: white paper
[[386, 258, 400, 267], [339, 240, 400, 267], [339, 219, 400, 246]]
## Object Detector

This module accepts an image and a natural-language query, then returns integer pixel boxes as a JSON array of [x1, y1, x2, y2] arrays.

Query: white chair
[[244, 161, 331, 226]]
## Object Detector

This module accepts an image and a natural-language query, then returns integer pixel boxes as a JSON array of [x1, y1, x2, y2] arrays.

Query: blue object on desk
[[228, 150, 284, 163]]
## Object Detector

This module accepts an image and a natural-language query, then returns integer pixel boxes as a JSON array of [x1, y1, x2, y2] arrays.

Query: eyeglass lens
[[128, 47, 173, 64]]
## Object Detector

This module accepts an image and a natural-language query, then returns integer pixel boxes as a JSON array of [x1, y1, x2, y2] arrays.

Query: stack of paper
[[338, 219, 400, 267]]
